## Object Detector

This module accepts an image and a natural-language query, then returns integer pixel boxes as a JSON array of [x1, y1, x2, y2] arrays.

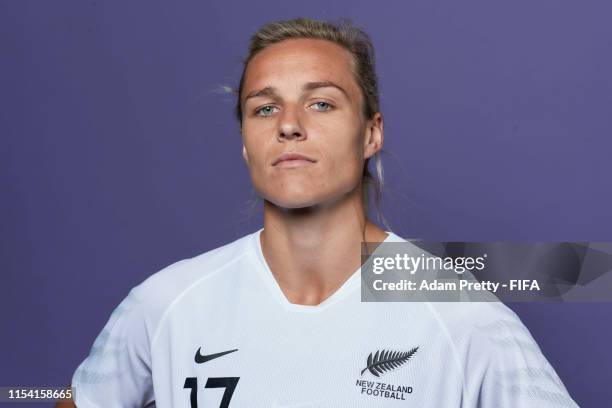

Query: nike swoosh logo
[[194, 347, 238, 364]]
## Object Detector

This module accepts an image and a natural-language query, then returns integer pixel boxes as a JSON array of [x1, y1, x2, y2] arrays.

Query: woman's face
[[240, 38, 382, 209]]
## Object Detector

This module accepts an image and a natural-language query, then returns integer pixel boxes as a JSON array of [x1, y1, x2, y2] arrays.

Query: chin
[[261, 187, 323, 209], [268, 195, 321, 210], [261, 180, 360, 210]]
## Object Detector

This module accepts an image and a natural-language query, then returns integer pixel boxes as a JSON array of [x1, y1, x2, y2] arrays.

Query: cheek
[[324, 133, 364, 182], [327, 158, 363, 193], [242, 130, 271, 169]]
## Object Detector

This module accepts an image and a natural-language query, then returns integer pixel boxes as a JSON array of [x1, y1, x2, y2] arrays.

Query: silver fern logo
[[361, 347, 419, 377]]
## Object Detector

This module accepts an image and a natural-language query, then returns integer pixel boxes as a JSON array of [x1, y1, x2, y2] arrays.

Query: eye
[[255, 105, 279, 117], [310, 101, 334, 111]]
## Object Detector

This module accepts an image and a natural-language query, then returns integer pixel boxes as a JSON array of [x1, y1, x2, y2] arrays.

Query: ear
[[363, 112, 384, 160], [242, 144, 249, 165], [239, 126, 250, 165]]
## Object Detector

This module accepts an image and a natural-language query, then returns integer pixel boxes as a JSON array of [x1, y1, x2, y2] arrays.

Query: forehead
[[242, 38, 358, 98]]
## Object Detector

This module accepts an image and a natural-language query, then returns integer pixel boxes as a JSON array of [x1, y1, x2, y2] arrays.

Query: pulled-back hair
[[235, 17, 387, 228]]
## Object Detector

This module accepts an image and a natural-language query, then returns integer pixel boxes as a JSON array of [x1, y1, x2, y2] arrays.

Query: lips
[[272, 152, 317, 166]]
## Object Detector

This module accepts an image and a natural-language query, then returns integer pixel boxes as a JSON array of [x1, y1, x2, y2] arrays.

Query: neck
[[259, 187, 388, 306]]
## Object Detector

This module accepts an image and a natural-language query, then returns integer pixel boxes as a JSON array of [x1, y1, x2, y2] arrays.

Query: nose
[[277, 105, 306, 141]]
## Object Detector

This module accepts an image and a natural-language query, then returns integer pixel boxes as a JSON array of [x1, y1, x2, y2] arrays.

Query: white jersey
[[72, 229, 578, 407]]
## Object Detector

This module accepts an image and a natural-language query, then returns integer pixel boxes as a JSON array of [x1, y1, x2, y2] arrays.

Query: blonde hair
[[235, 17, 389, 229]]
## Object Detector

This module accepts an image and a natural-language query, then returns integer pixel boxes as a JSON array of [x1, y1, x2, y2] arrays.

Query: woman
[[60, 18, 578, 407]]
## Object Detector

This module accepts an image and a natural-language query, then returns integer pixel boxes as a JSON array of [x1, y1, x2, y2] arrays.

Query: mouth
[[273, 152, 317, 168]]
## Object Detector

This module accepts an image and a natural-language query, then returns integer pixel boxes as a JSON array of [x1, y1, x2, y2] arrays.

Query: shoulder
[[137, 229, 257, 300], [395, 233, 567, 402], [72, 231, 260, 398], [124, 230, 259, 336], [139, 230, 256, 295], [437, 301, 577, 407], [425, 301, 531, 348], [420, 300, 577, 406], [421, 285, 576, 406], [386, 230, 524, 334]]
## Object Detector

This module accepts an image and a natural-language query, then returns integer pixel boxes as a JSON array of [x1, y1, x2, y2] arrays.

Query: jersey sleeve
[[71, 285, 154, 407], [462, 307, 579, 408]]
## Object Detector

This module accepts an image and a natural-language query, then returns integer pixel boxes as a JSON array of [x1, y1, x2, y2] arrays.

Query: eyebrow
[[243, 81, 349, 103]]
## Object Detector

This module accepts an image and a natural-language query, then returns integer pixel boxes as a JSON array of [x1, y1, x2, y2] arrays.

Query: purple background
[[2, 1, 611, 406]]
